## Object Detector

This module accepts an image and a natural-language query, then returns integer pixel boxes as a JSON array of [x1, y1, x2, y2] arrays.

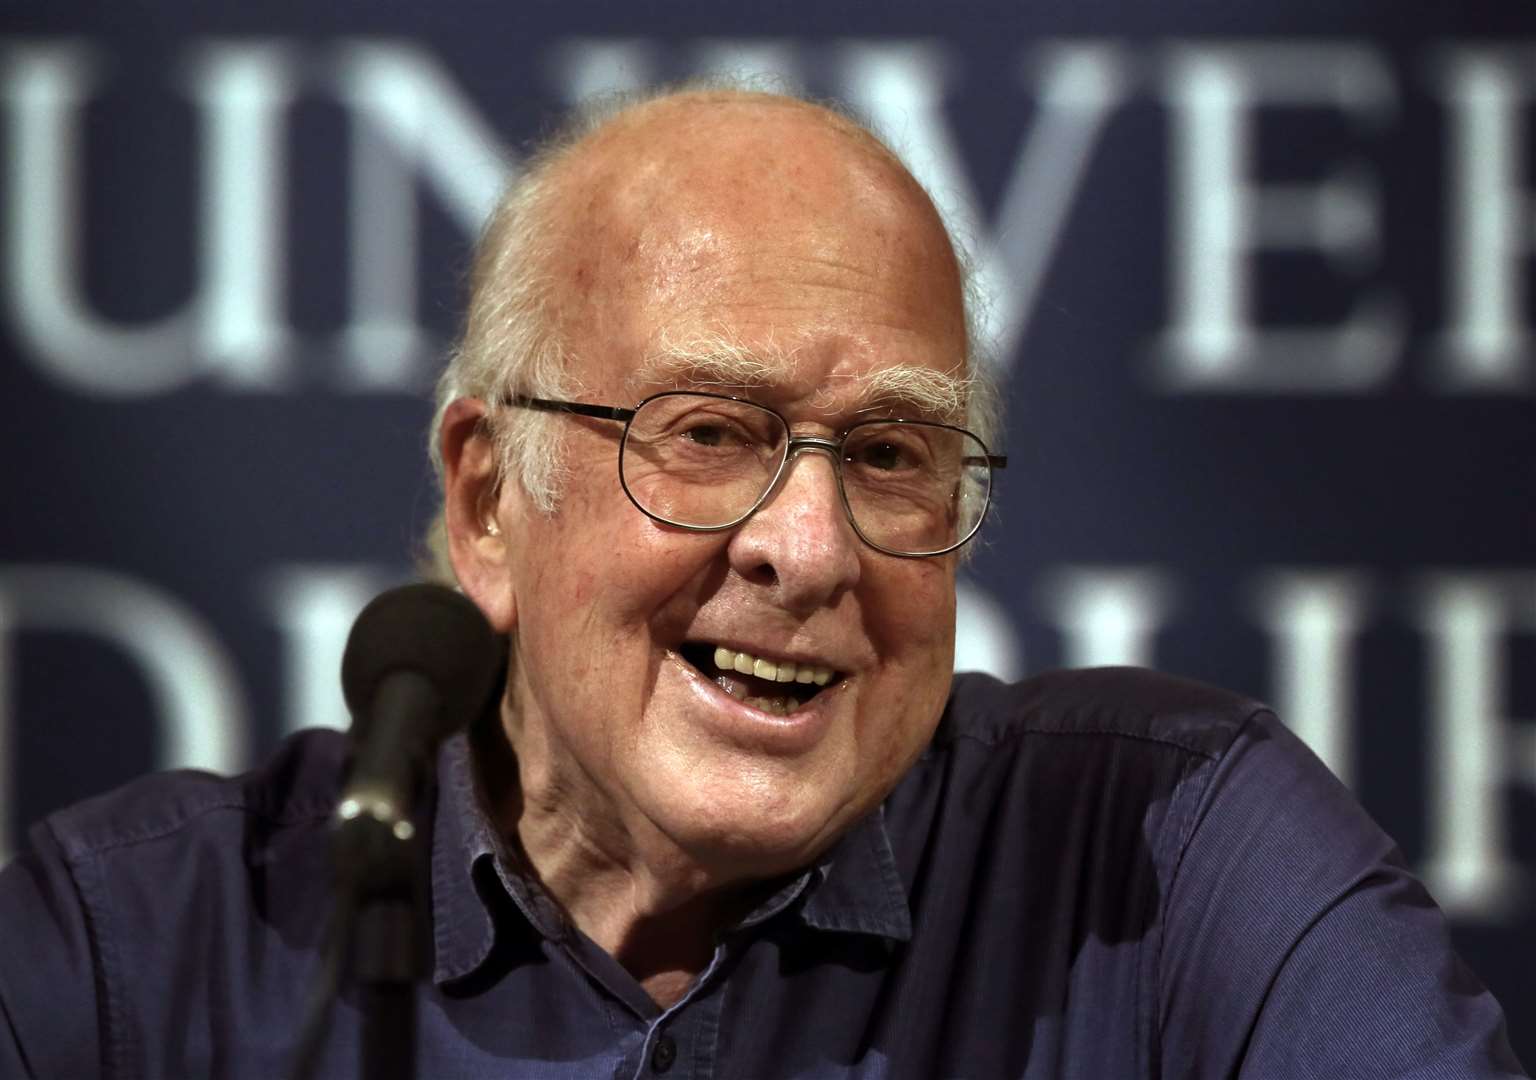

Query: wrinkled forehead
[[544, 96, 969, 419], [621, 337, 971, 426]]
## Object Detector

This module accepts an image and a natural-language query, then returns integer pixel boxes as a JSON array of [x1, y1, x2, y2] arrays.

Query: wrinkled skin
[[440, 93, 969, 1001]]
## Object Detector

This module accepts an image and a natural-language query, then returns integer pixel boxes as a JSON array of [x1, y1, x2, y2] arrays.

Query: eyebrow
[[629, 340, 787, 393], [840, 364, 971, 423], [629, 336, 971, 423]]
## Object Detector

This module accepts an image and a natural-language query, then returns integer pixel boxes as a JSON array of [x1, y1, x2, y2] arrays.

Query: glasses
[[504, 390, 1005, 557]]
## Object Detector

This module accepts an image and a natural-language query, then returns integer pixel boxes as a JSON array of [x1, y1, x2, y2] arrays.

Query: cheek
[[539, 511, 723, 643], [856, 562, 957, 754], [872, 561, 957, 663]]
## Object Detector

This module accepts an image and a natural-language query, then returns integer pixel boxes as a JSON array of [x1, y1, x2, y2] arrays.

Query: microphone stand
[[337, 810, 426, 1080], [289, 784, 430, 1080], [331, 670, 439, 1080]]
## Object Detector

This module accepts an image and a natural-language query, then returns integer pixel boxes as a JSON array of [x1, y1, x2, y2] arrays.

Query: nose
[[726, 445, 862, 613]]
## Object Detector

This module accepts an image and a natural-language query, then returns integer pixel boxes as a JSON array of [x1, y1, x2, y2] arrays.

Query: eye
[[847, 428, 931, 472], [681, 422, 735, 448], [632, 395, 784, 459], [852, 439, 908, 470]]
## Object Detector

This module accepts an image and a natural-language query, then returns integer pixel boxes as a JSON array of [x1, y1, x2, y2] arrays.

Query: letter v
[[835, 42, 1132, 377]]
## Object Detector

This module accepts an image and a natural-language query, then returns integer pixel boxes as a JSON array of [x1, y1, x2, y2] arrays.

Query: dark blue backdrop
[[2, 0, 1533, 1061]]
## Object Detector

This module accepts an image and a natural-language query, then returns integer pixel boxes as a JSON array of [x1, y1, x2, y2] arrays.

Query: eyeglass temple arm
[[507, 395, 1006, 466], [505, 395, 636, 423]]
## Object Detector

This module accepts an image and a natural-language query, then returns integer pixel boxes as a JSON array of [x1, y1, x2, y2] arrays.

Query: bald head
[[535, 92, 968, 368]]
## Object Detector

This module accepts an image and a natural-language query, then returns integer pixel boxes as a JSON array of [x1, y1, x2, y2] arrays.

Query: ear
[[440, 397, 517, 633]]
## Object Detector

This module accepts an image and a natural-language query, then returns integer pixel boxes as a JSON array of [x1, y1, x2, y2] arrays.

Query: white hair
[[421, 83, 1001, 582], [632, 330, 980, 426]]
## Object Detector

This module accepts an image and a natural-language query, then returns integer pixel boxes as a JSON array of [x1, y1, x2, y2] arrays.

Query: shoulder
[[887, 668, 1288, 888], [0, 729, 350, 1076], [922, 669, 1333, 862], [891, 667, 1306, 896], [42, 727, 348, 865], [935, 666, 1271, 761]]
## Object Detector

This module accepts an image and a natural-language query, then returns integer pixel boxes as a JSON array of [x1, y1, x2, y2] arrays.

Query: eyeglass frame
[[500, 389, 1006, 558]]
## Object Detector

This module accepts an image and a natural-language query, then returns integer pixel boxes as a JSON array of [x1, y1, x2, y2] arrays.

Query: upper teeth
[[712, 646, 834, 687]]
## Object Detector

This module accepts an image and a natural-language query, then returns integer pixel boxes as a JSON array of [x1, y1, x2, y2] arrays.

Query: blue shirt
[[0, 668, 1525, 1078]]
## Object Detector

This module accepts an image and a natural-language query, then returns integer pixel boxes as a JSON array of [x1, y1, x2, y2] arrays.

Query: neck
[[475, 710, 767, 1007]]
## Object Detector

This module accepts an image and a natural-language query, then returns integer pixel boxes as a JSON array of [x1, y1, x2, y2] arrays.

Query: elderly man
[[0, 87, 1525, 1078]]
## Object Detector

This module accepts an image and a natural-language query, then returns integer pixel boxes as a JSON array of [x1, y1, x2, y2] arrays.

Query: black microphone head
[[341, 583, 501, 741]]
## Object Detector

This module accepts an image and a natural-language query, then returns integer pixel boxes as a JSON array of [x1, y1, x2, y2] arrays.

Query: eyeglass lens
[[618, 393, 992, 555]]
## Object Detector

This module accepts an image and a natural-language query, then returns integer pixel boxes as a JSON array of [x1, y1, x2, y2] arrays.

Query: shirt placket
[[622, 939, 733, 1080]]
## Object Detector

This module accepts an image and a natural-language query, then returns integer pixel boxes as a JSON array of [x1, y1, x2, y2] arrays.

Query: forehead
[[622, 341, 970, 426], [544, 96, 969, 418]]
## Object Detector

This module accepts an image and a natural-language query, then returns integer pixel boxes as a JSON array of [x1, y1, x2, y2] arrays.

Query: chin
[[643, 753, 869, 879]]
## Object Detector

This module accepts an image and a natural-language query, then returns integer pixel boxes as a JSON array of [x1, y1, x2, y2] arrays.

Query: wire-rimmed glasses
[[504, 390, 1005, 557]]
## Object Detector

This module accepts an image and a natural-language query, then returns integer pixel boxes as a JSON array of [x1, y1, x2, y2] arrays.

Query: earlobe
[[440, 397, 518, 633]]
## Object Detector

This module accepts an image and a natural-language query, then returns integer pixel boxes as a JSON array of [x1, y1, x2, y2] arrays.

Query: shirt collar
[[429, 731, 500, 986], [429, 730, 915, 986], [795, 803, 913, 943], [430, 730, 572, 986]]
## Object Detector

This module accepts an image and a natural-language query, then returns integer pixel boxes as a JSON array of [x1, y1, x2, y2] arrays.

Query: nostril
[[751, 563, 779, 588]]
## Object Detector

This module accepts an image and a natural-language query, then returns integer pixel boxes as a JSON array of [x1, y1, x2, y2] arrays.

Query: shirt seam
[[56, 839, 129, 1080], [1160, 705, 1271, 889], [696, 962, 723, 1080], [0, 983, 37, 1080], [1153, 705, 1273, 1060], [1231, 864, 1401, 1066], [58, 798, 334, 861], [48, 800, 334, 1078], [1144, 747, 1203, 1074], [945, 723, 1226, 761]]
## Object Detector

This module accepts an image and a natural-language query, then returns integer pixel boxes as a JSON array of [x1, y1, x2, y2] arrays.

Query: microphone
[[286, 585, 498, 1080], [335, 584, 500, 857]]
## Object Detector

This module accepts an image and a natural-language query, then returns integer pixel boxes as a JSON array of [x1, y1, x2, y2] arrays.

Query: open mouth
[[677, 642, 844, 717]]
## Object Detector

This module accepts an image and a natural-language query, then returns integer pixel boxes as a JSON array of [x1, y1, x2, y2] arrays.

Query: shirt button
[[650, 1033, 677, 1073]]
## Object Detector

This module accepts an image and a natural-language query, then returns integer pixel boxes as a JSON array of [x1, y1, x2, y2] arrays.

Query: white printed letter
[[0, 567, 249, 863], [1155, 43, 1401, 392], [1414, 573, 1536, 919], [1432, 48, 1536, 390], [2, 42, 297, 396]]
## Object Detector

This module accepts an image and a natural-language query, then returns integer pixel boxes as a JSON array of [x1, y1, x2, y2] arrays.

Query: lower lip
[[667, 651, 840, 755]]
